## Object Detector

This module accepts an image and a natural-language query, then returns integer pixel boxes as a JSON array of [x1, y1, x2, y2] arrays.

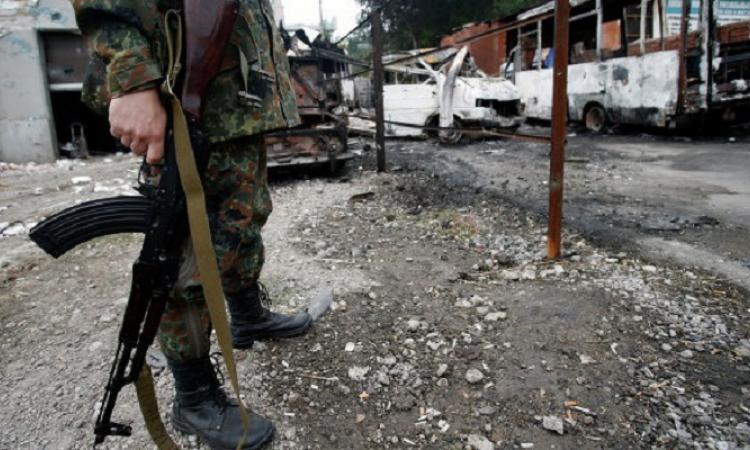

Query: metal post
[[658, 0, 666, 50], [677, 0, 690, 113], [701, 0, 713, 109], [596, 0, 603, 61], [319, 0, 326, 39], [515, 27, 522, 77], [371, 9, 387, 173], [547, 0, 569, 260], [537, 20, 543, 69], [640, 0, 648, 54]]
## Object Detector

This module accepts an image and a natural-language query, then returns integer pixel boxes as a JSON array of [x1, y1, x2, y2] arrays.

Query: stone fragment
[[465, 369, 485, 384], [348, 366, 370, 381], [542, 415, 565, 435], [467, 434, 495, 450], [484, 312, 507, 322]]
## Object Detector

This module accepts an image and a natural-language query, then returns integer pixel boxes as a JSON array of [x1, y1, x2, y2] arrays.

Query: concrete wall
[[0, 0, 285, 163], [0, 0, 77, 163]]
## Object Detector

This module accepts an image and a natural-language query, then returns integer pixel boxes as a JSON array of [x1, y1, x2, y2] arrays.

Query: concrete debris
[[484, 311, 507, 322], [347, 366, 370, 381], [733, 342, 750, 358], [542, 415, 565, 435], [1, 222, 26, 236], [71, 176, 92, 185], [406, 318, 422, 331], [478, 406, 497, 415], [307, 287, 334, 321], [465, 369, 485, 384], [467, 434, 495, 450]]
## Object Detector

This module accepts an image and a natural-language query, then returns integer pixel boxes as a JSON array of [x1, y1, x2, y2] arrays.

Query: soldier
[[73, 0, 312, 448]]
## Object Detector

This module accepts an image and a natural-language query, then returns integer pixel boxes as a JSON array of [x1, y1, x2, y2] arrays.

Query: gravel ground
[[1, 150, 749, 450]]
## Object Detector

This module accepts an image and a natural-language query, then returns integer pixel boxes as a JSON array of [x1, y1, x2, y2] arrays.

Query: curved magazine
[[30, 196, 152, 258]]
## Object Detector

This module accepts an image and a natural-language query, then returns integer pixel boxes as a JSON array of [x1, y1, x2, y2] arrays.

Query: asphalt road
[[382, 129, 750, 291]]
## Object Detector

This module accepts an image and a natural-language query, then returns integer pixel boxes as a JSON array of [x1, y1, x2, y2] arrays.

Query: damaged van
[[382, 47, 524, 143]]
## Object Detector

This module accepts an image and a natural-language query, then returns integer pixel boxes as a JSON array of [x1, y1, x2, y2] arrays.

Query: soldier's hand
[[109, 89, 167, 164]]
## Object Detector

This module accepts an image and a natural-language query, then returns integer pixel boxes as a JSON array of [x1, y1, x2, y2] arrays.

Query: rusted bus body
[[265, 49, 353, 170], [514, 0, 750, 129], [517, 50, 684, 127], [711, 20, 750, 108], [447, 0, 750, 130], [626, 18, 750, 111]]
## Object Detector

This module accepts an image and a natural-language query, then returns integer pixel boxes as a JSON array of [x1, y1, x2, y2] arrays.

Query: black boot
[[168, 357, 275, 450], [228, 284, 313, 350]]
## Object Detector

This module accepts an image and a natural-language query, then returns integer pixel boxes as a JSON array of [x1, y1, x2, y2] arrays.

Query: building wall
[[0, 0, 77, 163], [441, 21, 507, 77], [0, 0, 285, 163]]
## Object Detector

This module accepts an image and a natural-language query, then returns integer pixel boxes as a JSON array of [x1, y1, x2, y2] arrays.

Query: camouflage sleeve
[[73, 0, 162, 98]]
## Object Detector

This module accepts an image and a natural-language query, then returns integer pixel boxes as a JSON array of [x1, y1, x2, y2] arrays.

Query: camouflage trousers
[[157, 135, 272, 362]]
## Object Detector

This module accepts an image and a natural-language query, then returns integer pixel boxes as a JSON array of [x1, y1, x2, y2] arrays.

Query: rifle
[[29, 0, 239, 446]]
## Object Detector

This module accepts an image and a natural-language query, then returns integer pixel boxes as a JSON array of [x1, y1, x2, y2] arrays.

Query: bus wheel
[[584, 104, 607, 133]]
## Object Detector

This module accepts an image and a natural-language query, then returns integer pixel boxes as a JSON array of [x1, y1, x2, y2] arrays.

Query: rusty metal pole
[[371, 8, 387, 173], [640, 0, 647, 54], [657, 0, 666, 51], [595, 0, 603, 61], [547, 0, 569, 260], [676, 0, 691, 113], [701, 0, 714, 109]]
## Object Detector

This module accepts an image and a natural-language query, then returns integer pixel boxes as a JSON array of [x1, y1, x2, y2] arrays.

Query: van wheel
[[584, 104, 607, 133], [439, 118, 464, 145]]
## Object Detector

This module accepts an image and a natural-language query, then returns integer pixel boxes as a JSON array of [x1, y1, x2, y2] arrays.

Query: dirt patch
[[1, 157, 749, 450]]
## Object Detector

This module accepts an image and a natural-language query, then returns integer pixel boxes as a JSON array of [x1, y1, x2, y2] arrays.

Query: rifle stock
[[181, 0, 239, 120]]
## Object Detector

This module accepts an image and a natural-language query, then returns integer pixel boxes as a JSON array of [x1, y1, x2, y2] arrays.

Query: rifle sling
[[135, 11, 250, 450], [135, 366, 180, 450]]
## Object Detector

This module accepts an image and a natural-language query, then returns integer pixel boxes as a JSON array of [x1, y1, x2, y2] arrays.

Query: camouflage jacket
[[74, 0, 301, 143]]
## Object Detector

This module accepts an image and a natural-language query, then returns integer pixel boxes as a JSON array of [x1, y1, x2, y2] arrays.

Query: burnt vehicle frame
[[265, 36, 360, 172]]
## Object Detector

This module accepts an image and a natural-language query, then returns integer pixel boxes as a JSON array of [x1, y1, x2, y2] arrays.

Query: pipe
[[547, 0, 570, 260]]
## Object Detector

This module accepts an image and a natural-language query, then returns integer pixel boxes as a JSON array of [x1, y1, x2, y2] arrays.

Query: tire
[[584, 104, 607, 133], [439, 117, 464, 145]]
